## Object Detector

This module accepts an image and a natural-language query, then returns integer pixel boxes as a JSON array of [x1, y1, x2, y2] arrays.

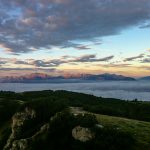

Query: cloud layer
[[124, 54, 145, 62], [0, 0, 150, 54], [0, 54, 114, 68]]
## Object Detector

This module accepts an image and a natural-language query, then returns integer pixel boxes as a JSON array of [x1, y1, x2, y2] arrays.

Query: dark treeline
[[0, 90, 150, 122]]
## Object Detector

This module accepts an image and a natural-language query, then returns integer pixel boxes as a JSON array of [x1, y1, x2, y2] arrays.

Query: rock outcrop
[[3, 107, 96, 149], [4, 107, 36, 150], [72, 126, 95, 142], [11, 139, 29, 150]]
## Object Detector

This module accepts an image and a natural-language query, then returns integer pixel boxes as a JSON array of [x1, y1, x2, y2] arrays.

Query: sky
[[0, 0, 150, 77]]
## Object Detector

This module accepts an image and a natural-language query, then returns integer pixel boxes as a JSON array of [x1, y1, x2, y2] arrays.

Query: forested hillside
[[0, 90, 150, 150]]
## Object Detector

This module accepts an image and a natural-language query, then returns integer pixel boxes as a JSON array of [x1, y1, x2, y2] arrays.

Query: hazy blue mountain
[[139, 76, 150, 80], [83, 73, 135, 81]]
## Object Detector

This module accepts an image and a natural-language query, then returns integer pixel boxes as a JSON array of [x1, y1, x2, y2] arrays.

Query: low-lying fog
[[0, 81, 150, 101]]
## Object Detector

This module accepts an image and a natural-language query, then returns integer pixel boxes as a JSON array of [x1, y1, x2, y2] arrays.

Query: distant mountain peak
[[139, 76, 150, 80], [24, 73, 50, 79]]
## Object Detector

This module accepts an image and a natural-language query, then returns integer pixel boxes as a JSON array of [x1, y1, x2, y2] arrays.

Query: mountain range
[[138, 76, 150, 80], [0, 73, 137, 83]]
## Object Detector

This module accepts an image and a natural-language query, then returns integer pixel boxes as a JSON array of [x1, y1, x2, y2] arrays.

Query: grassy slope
[[95, 114, 150, 150], [70, 106, 150, 149]]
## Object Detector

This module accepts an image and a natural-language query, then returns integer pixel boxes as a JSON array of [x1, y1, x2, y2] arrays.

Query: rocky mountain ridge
[[0, 73, 136, 83]]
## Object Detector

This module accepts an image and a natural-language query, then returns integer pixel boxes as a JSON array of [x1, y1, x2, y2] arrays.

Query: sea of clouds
[[1, 81, 150, 101]]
